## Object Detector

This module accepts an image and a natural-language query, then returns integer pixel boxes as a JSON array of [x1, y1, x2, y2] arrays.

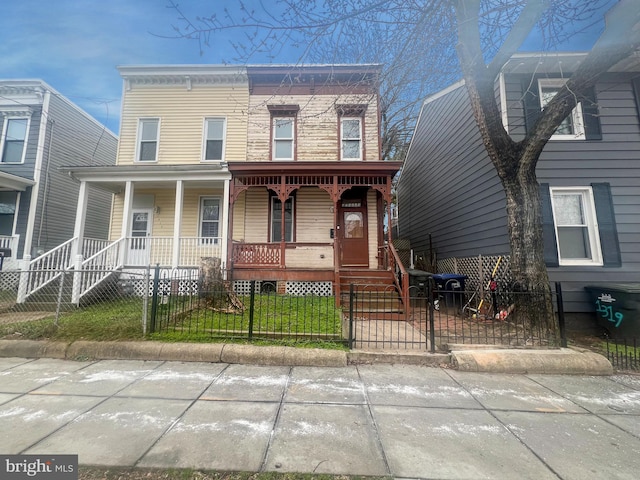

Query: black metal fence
[[148, 268, 344, 345], [346, 282, 565, 351], [605, 338, 640, 371]]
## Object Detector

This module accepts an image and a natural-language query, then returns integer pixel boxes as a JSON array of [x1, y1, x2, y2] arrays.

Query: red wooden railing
[[380, 243, 410, 308], [232, 243, 281, 266]]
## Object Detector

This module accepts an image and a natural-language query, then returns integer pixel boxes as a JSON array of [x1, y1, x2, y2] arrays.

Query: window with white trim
[[270, 196, 294, 242], [199, 197, 221, 245], [341, 117, 362, 160], [1, 118, 29, 163], [272, 117, 294, 160], [550, 187, 602, 266], [203, 118, 225, 161], [136, 118, 159, 162], [538, 79, 585, 140], [0, 191, 18, 236]]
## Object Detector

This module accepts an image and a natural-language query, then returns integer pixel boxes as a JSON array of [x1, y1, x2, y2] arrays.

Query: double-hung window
[[0, 191, 18, 236], [272, 117, 294, 160], [538, 79, 585, 140], [199, 197, 221, 245], [270, 196, 294, 242], [137, 118, 159, 162], [268, 104, 298, 161], [340, 117, 362, 160], [203, 118, 225, 161], [1, 118, 29, 163], [550, 187, 602, 266]]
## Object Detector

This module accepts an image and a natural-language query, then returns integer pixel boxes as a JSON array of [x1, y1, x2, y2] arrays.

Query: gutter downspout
[[23, 88, 50, 259], [36, 118, 54, 249]]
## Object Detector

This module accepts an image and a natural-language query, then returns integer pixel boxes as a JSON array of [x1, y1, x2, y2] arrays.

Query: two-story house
[[64, 64, 401, 304], [230, 65, 402, 298], [397, 52, 640, 328], [0, 80, 117, 272]]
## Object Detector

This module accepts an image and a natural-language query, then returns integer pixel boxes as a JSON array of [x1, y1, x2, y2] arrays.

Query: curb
[[0, 340, 348, 368], [452, 347, 613, 375], [0, 340, 613, 374]]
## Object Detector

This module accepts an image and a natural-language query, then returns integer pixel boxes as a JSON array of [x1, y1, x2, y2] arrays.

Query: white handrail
[[73, 237, 126, 303], [17, 237, 78, 301]]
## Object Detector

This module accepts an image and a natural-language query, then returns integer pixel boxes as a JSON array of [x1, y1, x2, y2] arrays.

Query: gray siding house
[[397, 52, 640, 324], [0, 80, 117, 270]]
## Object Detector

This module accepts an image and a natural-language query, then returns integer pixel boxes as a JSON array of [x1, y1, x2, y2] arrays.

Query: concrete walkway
[[0, 357, 639, 479]]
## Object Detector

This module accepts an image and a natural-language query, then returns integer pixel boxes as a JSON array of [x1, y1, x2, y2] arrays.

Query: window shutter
[[521, 76, 541, 134], [582, 87, 602, 141], [591, 182, 621, 267], [539, 183, 559, 267]]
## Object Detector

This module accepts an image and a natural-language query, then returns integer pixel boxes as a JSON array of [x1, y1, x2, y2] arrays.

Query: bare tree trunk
[[200, 257, 225, 309], [199, 256, 245, 312], [502, 173, 557, 336]]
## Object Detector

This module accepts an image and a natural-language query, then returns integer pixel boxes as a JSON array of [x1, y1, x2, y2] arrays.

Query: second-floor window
[[538, 79, 585, 140], [1, 118, 29, 164], [203, 118, 225, 161], [273, 117, 295, 160], [137, 118, 159, 162], [341, 117, 362, 160], [200, 197, 221, 244]]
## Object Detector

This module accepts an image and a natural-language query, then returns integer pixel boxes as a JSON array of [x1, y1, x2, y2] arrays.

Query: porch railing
[[380, 243, 409, 309], [82, 238, 110, 259], [124, 236, 224, 267], [73, 237, 127, 303], [17, 237, 77, 302], [178, 237, 223, 266], [0, 234, 19, 270], [232, 242, 280, 266]]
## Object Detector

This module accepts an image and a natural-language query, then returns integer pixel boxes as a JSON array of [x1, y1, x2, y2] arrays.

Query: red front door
[[338, 198, 368, 267]]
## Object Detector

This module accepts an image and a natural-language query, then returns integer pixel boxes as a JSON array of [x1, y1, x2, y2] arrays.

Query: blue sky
[[0, 0, 613, 135], [0, 0, 277, 134]]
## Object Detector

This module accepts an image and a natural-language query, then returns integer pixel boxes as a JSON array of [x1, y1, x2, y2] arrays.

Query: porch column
[[71, 180, 89, 261], [120, 181, 134, 265], [279, 175, 286, 269], [172, 180, 184, 268], [221, 178, 230, 270]]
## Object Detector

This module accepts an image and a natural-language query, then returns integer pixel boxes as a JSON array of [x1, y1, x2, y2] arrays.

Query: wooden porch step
[[339, 270, 397, 290], [354, 312, 408, 321]]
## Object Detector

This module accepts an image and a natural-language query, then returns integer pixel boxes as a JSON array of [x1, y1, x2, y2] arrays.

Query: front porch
[[228, 161, 403, 299]]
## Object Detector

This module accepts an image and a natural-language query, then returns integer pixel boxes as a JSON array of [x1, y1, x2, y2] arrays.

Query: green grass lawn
[[0, 294, 346, 349], [150, 294, 345, 347]]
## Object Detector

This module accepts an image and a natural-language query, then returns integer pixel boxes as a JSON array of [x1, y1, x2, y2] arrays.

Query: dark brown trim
[[228, 161, 402, 176], [267, 104, 300, 114], [251, 85, 375, 96], [335, 104, 368, 116], [232, 268, 335, 282]]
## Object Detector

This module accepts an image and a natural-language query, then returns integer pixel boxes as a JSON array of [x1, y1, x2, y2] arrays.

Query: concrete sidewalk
[[0, 339, 614, 375], [0, 357, 638, 479]]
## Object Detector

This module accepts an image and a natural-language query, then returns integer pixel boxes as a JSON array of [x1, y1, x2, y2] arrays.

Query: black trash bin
[[432, 273, 467, 311], [407, 268, 432, 290], [584, 284, 640, 337]]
